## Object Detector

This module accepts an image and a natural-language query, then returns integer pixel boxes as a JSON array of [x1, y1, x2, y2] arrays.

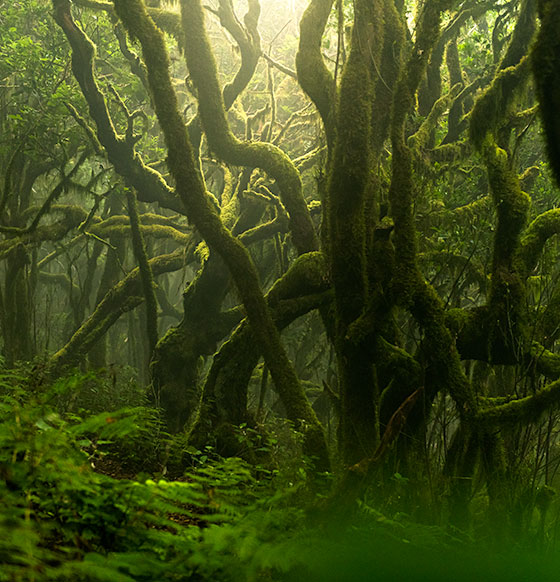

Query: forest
[[1, 0, 560, 579]]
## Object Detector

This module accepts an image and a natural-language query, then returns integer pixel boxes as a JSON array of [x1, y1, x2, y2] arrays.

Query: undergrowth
[[1, 371, 560, 581]]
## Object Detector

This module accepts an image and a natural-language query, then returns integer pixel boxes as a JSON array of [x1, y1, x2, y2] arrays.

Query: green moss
[[295, 0, 336, 145], [180, 0, 318, 255], [49, 250, 184, 374], [112, 0, 329, 468], [469, 129, 531, 362], [469, 59, 530, 150], [328, 0, 380, 328], [148, 8, 184, 47], [477, 376, 560, 425], [528, 342, 560, 380], [53, 0, 182, 215], [89, 222, 190, 244], [520, 209, 560, 276], [267, 252, 329, 305], [408, 82, 461, 151], [445, 307, 472, 336], [532, 0, 560, 186]]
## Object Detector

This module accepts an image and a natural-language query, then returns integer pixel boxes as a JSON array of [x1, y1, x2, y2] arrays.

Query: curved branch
[[52, 0, 183, 214], [527, 342, 560, 380], [186, 1, 261, 152], [202, 252, 331, 428], [217, 0, 261, 110], [180, 0, 318, 255], [48, 249, 185, 373], [0, 205, 87, 261], [111, 0, 329, 469], [89, 221, 191, 245], [519, 209, 560, 276], [295, 0, 336, 146], [73, 0, 185, 44], [477, 376, 560, 425]]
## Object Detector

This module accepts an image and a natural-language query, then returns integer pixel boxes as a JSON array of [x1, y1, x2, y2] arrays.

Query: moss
[[445, 307, 472, 336], [528, 342, 560, 379], [477, 376, 560, 425], [49, 250, 184, 374], [220, 165, 235, 204], [147, 8, 184, 46], [295, 0, 336, 145], [408, 82, 461, 151], [113, 0, 329, 468], [468, 110, 531, 362], [447, 196, 492, 221], [519, 209, 560, 276], [483, 137, 531, 260], [89, 222, 190, 244], [126, 188, 158, 354], [370, 0, 404, 155], [325, 0, 386, 463], [328, 0, 382, 327], [469, 59, 531, 150], [519, 165, 539, 191], [0, 206, 88, 261], [180, 0, 318, 255], [501, 0, 537, 68], [413, 283, 476, 413], [219, 193, 239, 231], [532, 0, 560, 186], [52, 0, 183, 215], [217, 0, 261, 112], [267, 252, 329, 305]]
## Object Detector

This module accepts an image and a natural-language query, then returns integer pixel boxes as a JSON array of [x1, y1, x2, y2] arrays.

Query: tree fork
[[180, 0, 318, 256], [110, 0, 329, 470]]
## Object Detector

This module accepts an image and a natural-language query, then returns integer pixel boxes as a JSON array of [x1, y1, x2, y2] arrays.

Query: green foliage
[[0, 372, 331, 581], [4, 2, 560, 579], [3, 372, 560, 580], [0, 373, 239, 580]]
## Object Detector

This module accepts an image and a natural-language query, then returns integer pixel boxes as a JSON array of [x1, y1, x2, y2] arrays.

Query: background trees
[[2, 0, 560, 540]]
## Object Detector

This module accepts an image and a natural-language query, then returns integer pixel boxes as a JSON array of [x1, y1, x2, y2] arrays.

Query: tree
[[3, 0, 560, 533]]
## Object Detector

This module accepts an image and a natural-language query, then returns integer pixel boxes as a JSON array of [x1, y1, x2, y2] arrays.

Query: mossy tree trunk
[[103, 0, 330, 469], [46, 0, 560, 530]]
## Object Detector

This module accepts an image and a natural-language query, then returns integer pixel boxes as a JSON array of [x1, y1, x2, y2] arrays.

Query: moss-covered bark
[[218, 0, 261, 112], [186, 0, 261, 153], [295, 0, 336, 146], [532, 0, 560, 186], [388, 0, 475, 420], [476, 375, 560, 425], [197, 252, 332, 452], [48, 249, 185, 374], [126, 188, 158, 356], [150, 252, 239, 434], [468, 0, 535, 363], [179, 0, 318, 256], [326, 0, 385, 465], [109, 0, 329, 469], [52, 0, 184, 215]]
